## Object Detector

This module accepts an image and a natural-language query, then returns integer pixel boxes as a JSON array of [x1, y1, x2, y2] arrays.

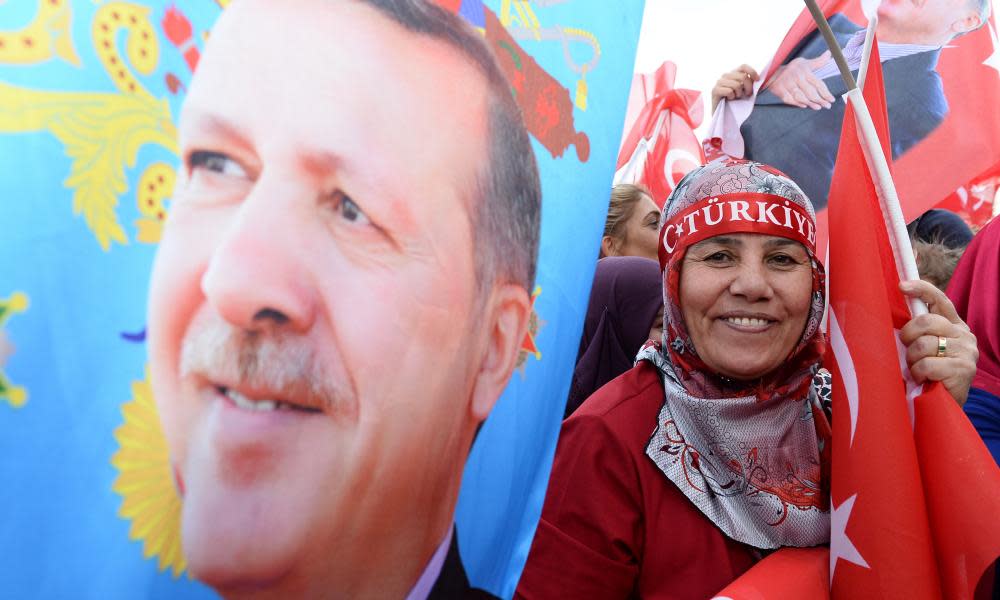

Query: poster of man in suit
[[709, 0, 997, 229]]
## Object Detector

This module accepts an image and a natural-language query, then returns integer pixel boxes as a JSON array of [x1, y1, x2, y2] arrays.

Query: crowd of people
[[515, 159, 995, 598]]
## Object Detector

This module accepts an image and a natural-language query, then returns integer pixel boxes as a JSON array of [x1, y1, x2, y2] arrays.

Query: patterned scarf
[[641, 159, 832, 549]]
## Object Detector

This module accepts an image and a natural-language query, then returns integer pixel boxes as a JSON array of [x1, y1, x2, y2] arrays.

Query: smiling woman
[[680, 234, 813, 380], [516, 159, 978, 599]]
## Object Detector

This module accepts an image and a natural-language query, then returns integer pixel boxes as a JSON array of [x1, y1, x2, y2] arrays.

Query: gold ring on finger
[[936, 336, 948, 358]]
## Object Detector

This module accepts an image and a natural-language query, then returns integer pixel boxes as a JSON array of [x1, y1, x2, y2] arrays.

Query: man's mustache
[[178, 316, 353, 416]]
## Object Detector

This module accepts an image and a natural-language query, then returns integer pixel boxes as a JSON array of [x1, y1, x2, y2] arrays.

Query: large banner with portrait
[[709, 0, 999, 245], [0, 1, 644, 598]]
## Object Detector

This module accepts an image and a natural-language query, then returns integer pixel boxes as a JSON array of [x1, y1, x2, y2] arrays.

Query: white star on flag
[[984, 22, 1000, 76], [830, 493, 870, 584]]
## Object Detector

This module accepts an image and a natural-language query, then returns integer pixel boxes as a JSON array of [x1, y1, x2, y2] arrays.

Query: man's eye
[[189, 151, 246, 177], [334, 191, 370, 225]]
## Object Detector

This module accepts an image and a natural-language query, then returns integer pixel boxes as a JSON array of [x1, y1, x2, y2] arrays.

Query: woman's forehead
[[688, 233, 807, 251]]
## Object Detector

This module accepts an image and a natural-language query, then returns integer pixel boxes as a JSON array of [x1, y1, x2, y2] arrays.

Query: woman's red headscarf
[[637, 158, 832, 550], [656, 158, 827, 401]]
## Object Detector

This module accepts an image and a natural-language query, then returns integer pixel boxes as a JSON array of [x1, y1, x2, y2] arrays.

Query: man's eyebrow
[[183, 110, 361, 180], [644, 209, 660, 220], [300, 149, 353, 179], [181, 110, 246, 143]]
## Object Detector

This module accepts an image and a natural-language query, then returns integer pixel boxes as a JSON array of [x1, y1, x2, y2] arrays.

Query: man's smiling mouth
[[216, 385, 323, 414]]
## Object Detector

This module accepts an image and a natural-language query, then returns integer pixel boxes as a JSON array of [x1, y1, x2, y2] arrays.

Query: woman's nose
[[727, 261, 774, 302]]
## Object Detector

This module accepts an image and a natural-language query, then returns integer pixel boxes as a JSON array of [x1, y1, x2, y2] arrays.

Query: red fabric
[[913, 383, 1000, 600], [515, 363, 756, 600], [655, 159, 828, 404], [933, 161, 1000, 227], [658, 192, 816, 266], [824, 38, 1000, 599], [825, 38, 940, 598], [894, 13, 1000, 230], [713, 547, 829, 598], [946, 217, 1000, 397], [616, 61, 704, 206]]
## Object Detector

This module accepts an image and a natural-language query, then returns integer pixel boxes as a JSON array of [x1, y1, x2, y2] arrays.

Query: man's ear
[[470, 282, 532, 422], [600, 235, 619, 258], [952, 13, 982, 36]]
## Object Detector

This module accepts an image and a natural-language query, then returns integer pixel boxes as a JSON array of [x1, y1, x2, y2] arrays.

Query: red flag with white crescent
[[826, 34, 1000, 599], [615, 61, 704, 206], [713, 32, 1000, 600]]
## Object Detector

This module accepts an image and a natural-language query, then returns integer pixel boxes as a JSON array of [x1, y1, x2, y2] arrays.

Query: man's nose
[[200, 191, 317, 333], [727, 260, 774, 302]]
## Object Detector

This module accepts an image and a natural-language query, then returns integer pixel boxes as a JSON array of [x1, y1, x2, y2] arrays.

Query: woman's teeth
[[726, 316, 771, 327]]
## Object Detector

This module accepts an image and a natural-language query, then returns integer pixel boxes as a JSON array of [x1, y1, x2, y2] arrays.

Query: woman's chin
[[701, 353, 785, 382]]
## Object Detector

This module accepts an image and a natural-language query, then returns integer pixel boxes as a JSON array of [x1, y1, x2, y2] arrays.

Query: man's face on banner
[[876, 0, 982, 44], [147, 0, 508, 592]]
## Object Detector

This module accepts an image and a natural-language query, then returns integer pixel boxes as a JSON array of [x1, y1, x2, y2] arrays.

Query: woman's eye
[[705, 251, 732, 263], [768, 253, 799, 267], [189, 151, 246, 177], [333, 191, 370, 225]]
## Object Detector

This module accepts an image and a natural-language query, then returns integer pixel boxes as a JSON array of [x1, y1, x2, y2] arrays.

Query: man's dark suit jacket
[[427, 531, 499, 600], [741, 14, 947, 209]]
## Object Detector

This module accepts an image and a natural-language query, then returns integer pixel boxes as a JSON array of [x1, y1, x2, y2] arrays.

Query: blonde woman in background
[[601, 184, 661, 262]]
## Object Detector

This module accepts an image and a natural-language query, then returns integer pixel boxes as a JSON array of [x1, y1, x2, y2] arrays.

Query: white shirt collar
[[811, 30, 940, 80], [404, 528, 454, 600]]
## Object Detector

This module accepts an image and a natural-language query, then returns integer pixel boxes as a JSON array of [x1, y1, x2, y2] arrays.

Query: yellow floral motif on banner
[[135, 162, 175, 243], [111, 368, 186, 577], [0, 0, 81, 66], [0, 291, 28, 409], [0, 2, 178, 250]]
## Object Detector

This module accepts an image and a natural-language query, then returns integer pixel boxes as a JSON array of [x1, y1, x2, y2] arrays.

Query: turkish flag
[[710, 548, 829, 599], [825, 35, 1000, 599], [712, 33, 1000, 600], [615, 61, 704, 207]]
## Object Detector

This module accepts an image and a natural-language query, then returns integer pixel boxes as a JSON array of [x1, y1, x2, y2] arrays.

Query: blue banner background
[[0, 1, 644, 597]]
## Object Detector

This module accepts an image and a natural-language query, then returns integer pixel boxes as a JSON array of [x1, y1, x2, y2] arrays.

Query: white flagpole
[[856, 16, 877, 91], [844, 90, 927, 317], [803, 1, 928, 317]]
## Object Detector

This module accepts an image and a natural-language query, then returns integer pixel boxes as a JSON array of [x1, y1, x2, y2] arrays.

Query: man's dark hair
[[356, 0, 542, 293]]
